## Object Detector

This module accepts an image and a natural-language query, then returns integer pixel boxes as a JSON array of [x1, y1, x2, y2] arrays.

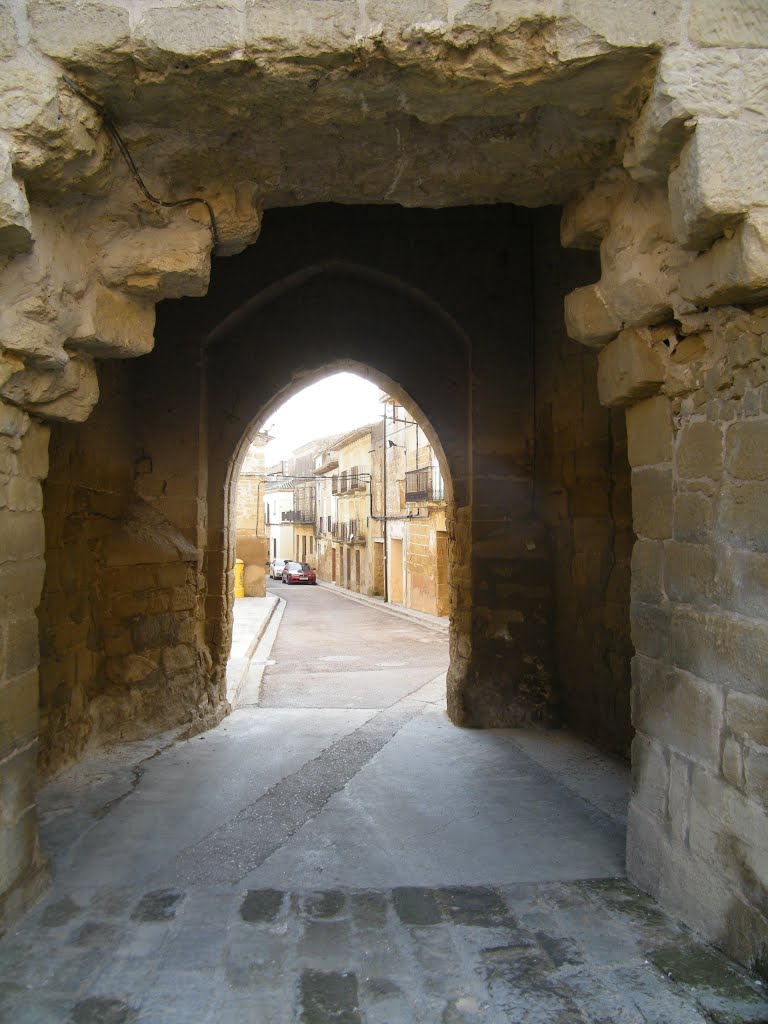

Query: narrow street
[[0, 586, 765, 1023]]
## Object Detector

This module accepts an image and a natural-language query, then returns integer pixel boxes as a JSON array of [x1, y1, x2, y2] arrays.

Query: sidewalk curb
[[230, 594, 280, 707], [315, 580, 449, 634], [236, 597, 286, 709]]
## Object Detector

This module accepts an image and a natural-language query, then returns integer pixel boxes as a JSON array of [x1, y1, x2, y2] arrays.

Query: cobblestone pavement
[[2, 584, 766, 1022], [2, 880, 767, 1023]]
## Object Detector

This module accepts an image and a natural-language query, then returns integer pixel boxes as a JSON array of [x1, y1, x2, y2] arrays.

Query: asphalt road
[[259, 578, 449, 709]]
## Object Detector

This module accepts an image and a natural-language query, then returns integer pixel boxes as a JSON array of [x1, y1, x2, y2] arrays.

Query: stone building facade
[[234, 431, 269, 596], [373, 397, 449, 617], [0, 0, 766, 977], [319, 425, 376, 594], [264, 477, 294, 564]]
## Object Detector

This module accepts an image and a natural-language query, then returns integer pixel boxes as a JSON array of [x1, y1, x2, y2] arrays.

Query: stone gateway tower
[[0, 0, 767, 977]]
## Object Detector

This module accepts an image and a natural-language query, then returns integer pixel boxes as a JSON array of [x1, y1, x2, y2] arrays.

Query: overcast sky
[[261, 372, 385, 465]]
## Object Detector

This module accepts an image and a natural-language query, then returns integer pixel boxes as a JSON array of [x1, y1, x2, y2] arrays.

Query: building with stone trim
[[0, 0, 766, 979], [234, 430, 270, 596], [264, 476, 295, 565], [318, 424, 377, 593], [373, 397, 449, 617]]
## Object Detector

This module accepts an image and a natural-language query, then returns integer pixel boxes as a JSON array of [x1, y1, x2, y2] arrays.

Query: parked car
[[270, 559, 286, 579], [281, 561, 317, 585]]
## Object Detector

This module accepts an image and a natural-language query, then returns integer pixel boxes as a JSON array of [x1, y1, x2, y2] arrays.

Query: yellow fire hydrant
[[234, 558, 245, 599]]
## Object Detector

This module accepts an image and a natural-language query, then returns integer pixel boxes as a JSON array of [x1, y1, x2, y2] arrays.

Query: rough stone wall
[[235, 441, 267, 597], [38, 361, 218, 778], [0, 399, 49, 931], [624, 308, 768, 973], [405, 514, 449, 618], [0, 0, 765, 972], [534, 211, 633, 755], [464, 217, 557, 728], [556, 10, 768, 964], [38, 361, 133, 772]]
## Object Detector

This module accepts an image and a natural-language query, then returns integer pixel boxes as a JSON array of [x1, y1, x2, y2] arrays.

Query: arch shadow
[[203, 260, 473, 693]]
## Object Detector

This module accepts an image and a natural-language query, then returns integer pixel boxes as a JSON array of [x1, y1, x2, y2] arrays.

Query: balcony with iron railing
[[281, 510, 316, 523], [331, 519, 366, 544], [405, 466, 444, 503], [331, 468, 367, 494]]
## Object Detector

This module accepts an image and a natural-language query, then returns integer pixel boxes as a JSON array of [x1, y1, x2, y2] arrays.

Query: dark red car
[[281, 561, 317, 584]]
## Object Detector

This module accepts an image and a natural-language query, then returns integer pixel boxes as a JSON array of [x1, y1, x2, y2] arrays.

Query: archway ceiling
[[23, 9, 659, 208]]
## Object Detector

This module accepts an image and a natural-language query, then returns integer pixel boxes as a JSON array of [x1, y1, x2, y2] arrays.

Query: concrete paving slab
[[245, 706, 627, 891], [5, 582, 767, 1023]]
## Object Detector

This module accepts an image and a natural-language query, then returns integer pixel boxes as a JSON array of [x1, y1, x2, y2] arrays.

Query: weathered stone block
[[688, 765, 768, 900], [676, 420, 723, 480], [5, 615, 39, 679], [722, 548, 768, 619], [744, 748, 768, 807], [0, 402, 28, 439], [0, 510, 45, 564], [7, 476, 42, 513], [727, 329, 762, 370], [100, 222, 212, 301], [668, 754, 692, 845], [105, 654, 157, 686], [626, 395, 673, 467], [726, 420, 768, 480], [16, 421, 49, 480], [0, 672, 38, 759], [70, 285, 156, 359], [680, 209, 768, 306], [0, 559, 45, 615], [670, 121, 768, 250], [727, 692, 768, 748], [1, 356, 100, 424], [563, 283, 621, 346], [720, 480, 768, 552], [28, 0, 130, 62], [689, 0, 768, 47], [671, 606, 768, 695], [131, 612, 180, 652], [244, 0, 358, 56], [0, 5, 18, 59], [0, 744, 36, 828], [626, 799, 668, 895], [630, 603, 671, 660], [597, 328, 667, 407], [162, 644, 196, 675], [560, 179, 618, 250], [631, 467, 673, 539], [630, 539, 664, 604], [663, 541, 717, 607], [673, 491, 713, 543], [134, 3, 243, 64], [0, 807, 37, 893], [631, 731, 669, 818], [722, 736, 745, 791], [632, 653, 724, 765], [0, 143, 31, 255]]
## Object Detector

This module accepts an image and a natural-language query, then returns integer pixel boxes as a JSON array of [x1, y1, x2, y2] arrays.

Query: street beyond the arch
[[1, 584, 765, 1023]]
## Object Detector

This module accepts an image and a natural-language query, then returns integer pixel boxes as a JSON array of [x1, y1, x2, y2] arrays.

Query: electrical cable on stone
[[62, 75, 219, 250]]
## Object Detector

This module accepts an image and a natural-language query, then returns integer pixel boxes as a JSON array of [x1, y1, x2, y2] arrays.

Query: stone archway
[[201, 260, 470, 719], [0, 2, 766, 976]]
